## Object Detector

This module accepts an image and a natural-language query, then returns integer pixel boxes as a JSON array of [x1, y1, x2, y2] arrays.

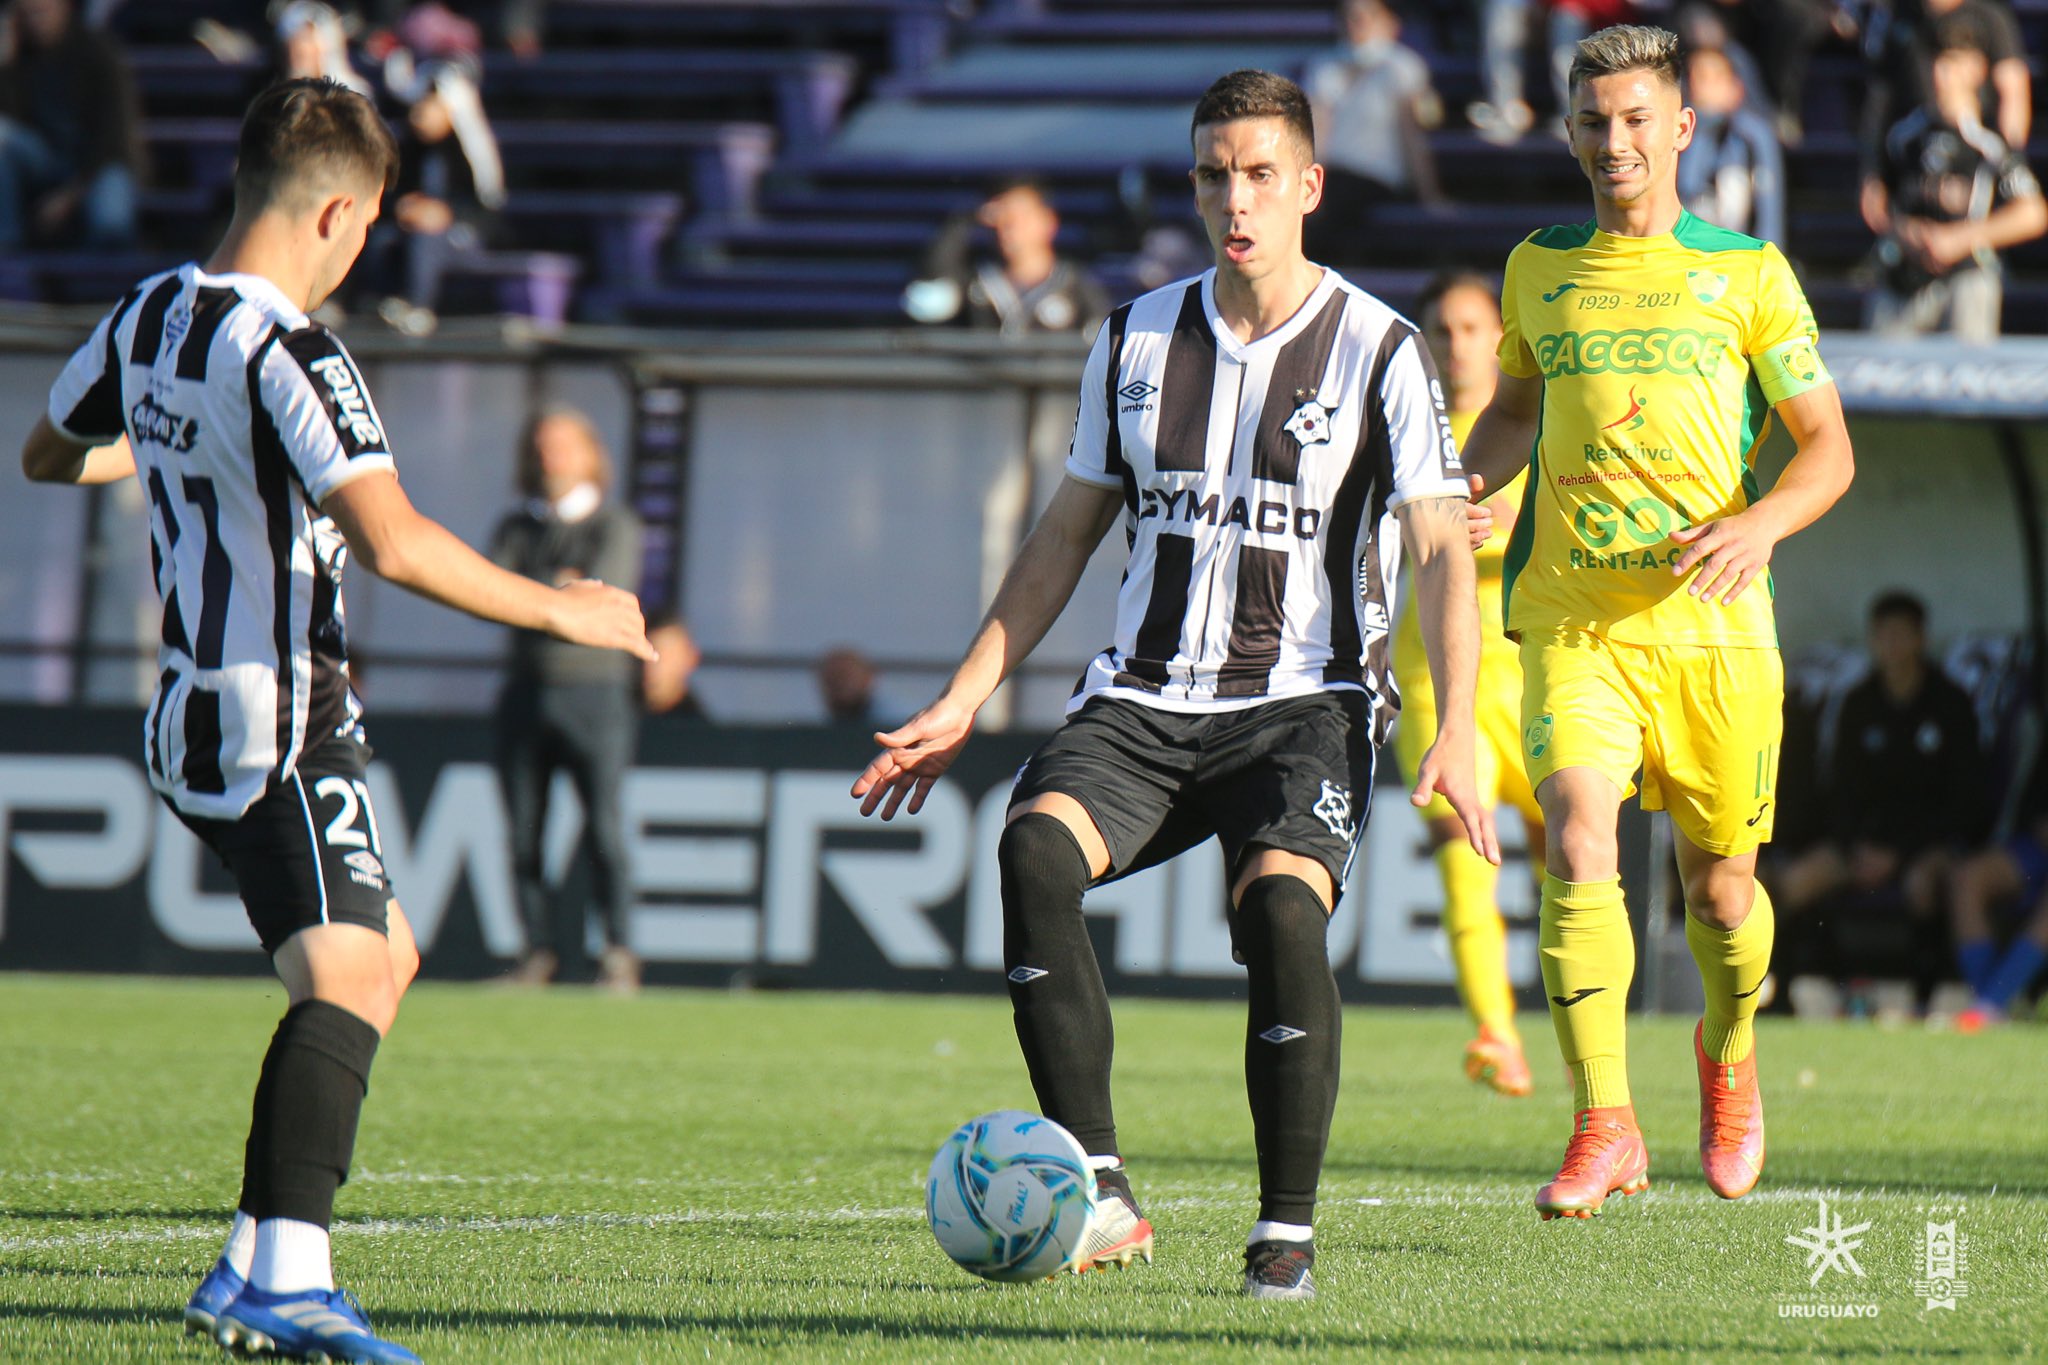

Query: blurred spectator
[[1772, 592, 1987, 1000], [1946, 766, 2048, 1025], [1678, 0, 1857, 144], [1467, 0, 1636, 145], [1862, 21, 2046, 342], [818, 646, 880, 726], [643, 615, 708, 720], [493, 408, 646, 993], [374, 0, 544, 58], [902, 178, 1107, 336], [1862, 0, 2031, 174], [1302, 0, 1443, 264], [0, 0, 140, 251], [375, 56, 505, 334], [1679, 45, 1785, 244], [275, 1, 373, 97]]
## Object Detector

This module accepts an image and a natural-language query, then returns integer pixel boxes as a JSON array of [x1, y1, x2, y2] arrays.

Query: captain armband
[[1753, 336, 1832, 405]]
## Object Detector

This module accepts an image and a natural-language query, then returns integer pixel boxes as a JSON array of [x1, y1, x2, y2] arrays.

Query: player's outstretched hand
[[852, 696, 976, 821], [1669, 511, 1774, 606], [547, 578, 658, 660], [1413, 730, 1501, 865], [1465, 474, 1494, 551]]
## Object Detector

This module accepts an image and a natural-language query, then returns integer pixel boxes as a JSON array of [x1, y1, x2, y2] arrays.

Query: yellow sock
[[1438, 841, 1517, 1041], [1539, 875, 1634, 1111], [1688, 879, 1775, 1064]]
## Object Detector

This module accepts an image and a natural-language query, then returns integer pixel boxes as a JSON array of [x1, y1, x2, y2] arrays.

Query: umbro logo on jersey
[[1542, 282, 1581, 302], [1118, 379, 1159, 406], [1551, 987, 1606, 1007], [1258, 1025, 1308, 1044], [130, 393, 199, 451], [1007, 966, 1049, 984]]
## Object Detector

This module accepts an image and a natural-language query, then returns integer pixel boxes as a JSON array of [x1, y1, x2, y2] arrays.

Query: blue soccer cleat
[[183, 1256, 246, 1335], [214, 1284, 422, 1364]]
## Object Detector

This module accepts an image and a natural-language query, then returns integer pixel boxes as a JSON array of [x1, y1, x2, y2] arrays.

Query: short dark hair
[[1567, 24, 1683, 98], [1415, 271, 1500, 328], [1190, 69, 1315, 160], [1870, 590, 1928, 630], [236, 78, 399, 213]]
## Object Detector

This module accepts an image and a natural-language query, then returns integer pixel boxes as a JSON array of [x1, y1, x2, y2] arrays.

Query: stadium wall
[[0, 704, 1622, 1004]]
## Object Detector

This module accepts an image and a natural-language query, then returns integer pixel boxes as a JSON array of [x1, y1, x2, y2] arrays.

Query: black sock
[[1234, 874, 1341, 1226], [239, 1000, 381, 1228], [1000, 813, 1117, 1157]]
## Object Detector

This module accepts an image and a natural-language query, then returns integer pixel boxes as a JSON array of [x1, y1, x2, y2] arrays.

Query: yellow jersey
[[1497, 211, 1830, 647]]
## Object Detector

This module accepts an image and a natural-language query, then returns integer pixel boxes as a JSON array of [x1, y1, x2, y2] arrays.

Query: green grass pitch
[[2, 975, 2043, 1362]]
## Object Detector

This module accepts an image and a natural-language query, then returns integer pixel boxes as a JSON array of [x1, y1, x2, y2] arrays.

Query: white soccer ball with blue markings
[[926, 1109, 1096, 1281]]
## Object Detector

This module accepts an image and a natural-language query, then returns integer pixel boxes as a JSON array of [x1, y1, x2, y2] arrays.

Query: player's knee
[[1230, 874, 1331, 970], [1682, 863, 1754, 931], [1551, 819, 1619, 882], [998, 812, 1092, 912]]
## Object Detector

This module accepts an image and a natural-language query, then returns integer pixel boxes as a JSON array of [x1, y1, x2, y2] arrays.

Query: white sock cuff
[[223, 1210, 257, 1277], [1086, 1154, 1124, 1172], [1248, 1219, 1313, 1246], [250, 1218, 334, 1295]]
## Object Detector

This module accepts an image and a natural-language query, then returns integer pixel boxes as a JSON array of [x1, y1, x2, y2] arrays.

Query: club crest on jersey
[[1687, 270, 1729, 305], [1312, 780, 1355, 841], [1283, 390, 1336, 449]]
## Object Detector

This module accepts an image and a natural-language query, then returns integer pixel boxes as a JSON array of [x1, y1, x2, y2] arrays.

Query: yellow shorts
[[1518, 628, 1783, 856], [1392, 634, 1541, 827]]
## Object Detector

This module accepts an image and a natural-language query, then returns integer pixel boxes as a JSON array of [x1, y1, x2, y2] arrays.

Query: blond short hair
[[1567, 24, 1682, 97]]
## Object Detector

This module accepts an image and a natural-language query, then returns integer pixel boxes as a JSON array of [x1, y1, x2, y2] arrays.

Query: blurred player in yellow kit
[[1394, 272, 1545, 1097], [1461, 25, 1854, 1219]]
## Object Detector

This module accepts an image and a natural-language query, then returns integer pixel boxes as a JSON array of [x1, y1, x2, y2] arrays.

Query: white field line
[[1, 1181, 2033, 1258]]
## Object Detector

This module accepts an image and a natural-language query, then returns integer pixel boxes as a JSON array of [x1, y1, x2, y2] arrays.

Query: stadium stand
[[11, 1, 2042, 331]]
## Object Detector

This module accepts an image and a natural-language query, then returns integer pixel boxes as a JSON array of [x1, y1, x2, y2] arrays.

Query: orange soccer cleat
[[1535, 1106, 1649, 1220], [1463, 1027, 1534, 1097], [1694, 1021, 1765, 1199]]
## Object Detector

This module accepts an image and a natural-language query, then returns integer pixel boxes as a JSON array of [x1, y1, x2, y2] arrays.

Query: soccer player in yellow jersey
[[1461, 25, 1855, 1219], [1395, 272, 1545, 1097]]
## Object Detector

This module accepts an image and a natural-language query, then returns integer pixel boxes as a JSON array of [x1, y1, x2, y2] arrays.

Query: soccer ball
[[925, 1109, 1096, 1281]]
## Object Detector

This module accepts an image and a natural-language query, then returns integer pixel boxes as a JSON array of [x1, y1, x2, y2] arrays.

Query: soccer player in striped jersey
[[854, 69, 1497, 1300], [1460, 26, 1854, 1220], [22, 79, 652, 1362], [1392, 272, 1545, 1098]]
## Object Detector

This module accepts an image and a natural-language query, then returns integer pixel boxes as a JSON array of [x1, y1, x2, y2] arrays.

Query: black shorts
[[1009, 690, 1376, 893], [173, 730, 394, 955]]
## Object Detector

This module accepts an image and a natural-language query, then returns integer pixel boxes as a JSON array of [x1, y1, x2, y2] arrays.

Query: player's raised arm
[[321, 469, 655, 660], [1399, 492, 1499, 865], [852, 472, 1122, 820]]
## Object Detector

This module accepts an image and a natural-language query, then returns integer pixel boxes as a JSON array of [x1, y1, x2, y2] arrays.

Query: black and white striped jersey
[[48, 264, 397, 820], [1065, 268, 1468, 741]]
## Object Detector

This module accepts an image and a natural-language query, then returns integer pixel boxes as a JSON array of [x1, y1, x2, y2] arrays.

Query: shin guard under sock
[[1000, 813, 1117, 1157], [1688, 881, 1775, 1064], [1539, 875, 1634, 1111], [1234, 874, 1341, 1226], [240, 1000, 381, 1229]]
